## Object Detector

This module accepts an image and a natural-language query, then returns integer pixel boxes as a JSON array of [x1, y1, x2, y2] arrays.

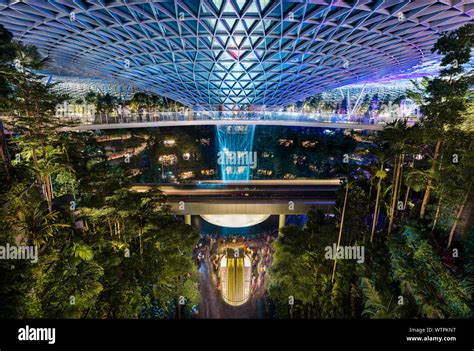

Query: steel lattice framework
[[0, 0, 472, 108]]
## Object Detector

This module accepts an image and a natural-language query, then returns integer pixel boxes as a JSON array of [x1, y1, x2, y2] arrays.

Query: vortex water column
[[216, 125, 256, 182]]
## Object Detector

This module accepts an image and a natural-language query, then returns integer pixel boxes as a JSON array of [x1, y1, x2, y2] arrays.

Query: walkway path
[[53, 111, 417, 131]]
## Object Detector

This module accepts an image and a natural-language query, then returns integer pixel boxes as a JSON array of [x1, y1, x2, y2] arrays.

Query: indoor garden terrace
[[0, 1, 472, 349]]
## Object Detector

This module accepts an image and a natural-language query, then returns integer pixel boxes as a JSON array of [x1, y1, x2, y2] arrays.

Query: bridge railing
[[53, 110, 419, 127]]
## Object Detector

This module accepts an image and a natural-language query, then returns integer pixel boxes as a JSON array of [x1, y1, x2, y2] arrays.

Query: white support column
[[347, 89, 351, 119], [351, 84, 367, 118]]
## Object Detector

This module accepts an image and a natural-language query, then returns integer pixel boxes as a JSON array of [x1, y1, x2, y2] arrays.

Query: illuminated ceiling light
[[201, 214, 270, 228], [0, 1, 471, 108]]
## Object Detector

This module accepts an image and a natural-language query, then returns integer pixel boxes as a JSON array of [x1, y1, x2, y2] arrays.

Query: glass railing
[[55, 110, 419, 127]]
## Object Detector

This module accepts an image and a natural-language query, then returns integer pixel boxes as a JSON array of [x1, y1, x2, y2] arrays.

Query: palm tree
[[331, 178, 350, 282], [84, 91, 98, 105], [9, 199, 69, 248], [370, 148, 388, 242], [13, 42, 47, 71], [382, 120, 411, 234], [27, 145, 72, 212], [447, 189, 471, 248]]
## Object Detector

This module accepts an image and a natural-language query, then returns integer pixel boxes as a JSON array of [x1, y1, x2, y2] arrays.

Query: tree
[[1, 38, 73, 212], [367, 145, 389, 242], [81, 186, 200, 319], [40, 249, 104, 318], [414, 24, 473, 219], [389, 225, 470, 318], [0, 25, 201, 320], [0, 24, 17, 109], [268, 209, 360, 318], [380, 120, 413, 234], [332, 178, 350, 282], [432, 128, 474, 247], [5, 184, 69, 249]]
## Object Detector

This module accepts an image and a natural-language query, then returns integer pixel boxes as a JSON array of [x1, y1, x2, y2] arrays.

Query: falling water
[[216, 124, 256, 182], [211, 123, 262, 233]]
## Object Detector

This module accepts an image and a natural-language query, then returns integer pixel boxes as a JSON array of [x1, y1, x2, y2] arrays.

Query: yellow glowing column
[[278, 214, 286, 232], [185, 215, 191, 225]]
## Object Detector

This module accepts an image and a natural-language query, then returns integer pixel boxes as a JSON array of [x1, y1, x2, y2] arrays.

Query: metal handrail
[[52, 110, 419, 127]]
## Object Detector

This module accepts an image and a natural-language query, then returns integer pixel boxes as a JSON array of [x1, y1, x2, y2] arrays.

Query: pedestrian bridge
[[131, 179, 339, 215], [58, 111, 416, 131], [131, 179, 340, 230]]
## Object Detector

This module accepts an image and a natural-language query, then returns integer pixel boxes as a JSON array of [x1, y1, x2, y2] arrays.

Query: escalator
[[220, 248, 251, 306]]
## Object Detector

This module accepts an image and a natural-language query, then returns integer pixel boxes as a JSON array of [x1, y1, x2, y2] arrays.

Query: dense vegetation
[[268, 24, 474, 319], [0, 24, 200, 319], [0, 22, 472, 320]]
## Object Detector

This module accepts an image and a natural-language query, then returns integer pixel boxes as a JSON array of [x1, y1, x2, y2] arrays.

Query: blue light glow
[[216, 125, 256, 182], [2, 1, 470, 108]]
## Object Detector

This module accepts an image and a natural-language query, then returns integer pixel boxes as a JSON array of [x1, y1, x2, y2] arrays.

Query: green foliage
[[1, 21, 472, 322], [360, 277, 401, 319], [389, 225, 470, 318], [416, 24, 473, 132], [128, 91, 167, 111], [0, 26, 200, 318], [78, 186, 199, 319], [268, 209, 360, 318], [40, 257, 104, 318], [84, 92, 117, 114]]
